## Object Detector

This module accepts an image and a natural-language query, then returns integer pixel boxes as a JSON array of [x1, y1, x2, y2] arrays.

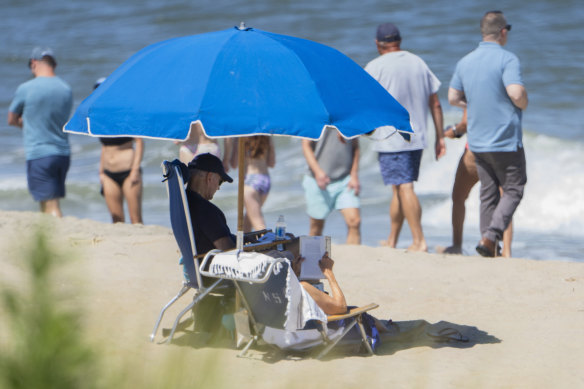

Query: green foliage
[[0, 229, 98, 389], [0, 226, 229, 389]]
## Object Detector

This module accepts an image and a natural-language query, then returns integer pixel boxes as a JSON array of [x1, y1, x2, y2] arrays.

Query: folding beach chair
[[150, 159, 228, 343], [200, 250, 379, 359]]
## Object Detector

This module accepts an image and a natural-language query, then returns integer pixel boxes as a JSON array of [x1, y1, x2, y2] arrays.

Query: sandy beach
[[0, 210, 582, 388]]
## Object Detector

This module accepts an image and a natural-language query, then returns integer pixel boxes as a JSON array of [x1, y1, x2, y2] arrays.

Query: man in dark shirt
[[183, 153, 236, 334], [186, 153, 236, 254]]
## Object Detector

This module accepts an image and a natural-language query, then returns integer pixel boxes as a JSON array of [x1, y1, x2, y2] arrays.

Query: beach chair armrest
[[326, 303, 379, 322], [198, 249, 223, 273]]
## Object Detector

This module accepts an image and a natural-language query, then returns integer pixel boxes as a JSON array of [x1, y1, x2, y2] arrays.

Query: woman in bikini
[[175, 122, 221, 165], [99, 137, 144, 224], [241, 136, 275, 232]]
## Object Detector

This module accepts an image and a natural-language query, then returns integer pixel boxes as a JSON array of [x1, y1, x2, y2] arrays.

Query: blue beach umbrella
[[64, 24, 413, 246], [65, 24, 412, 141]]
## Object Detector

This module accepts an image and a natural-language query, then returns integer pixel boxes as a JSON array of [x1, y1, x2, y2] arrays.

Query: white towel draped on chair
[[208, 251, 276, 280]]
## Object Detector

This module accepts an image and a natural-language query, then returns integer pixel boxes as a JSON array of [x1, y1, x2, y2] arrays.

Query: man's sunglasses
[[488, 11, 511, 32]]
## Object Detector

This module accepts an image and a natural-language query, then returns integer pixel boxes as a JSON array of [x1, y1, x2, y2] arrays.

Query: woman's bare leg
[[123, 171, 143, 224], [243, 186, 267, 231], [447, 149, 479, 253], [102, 175, 125, 223]]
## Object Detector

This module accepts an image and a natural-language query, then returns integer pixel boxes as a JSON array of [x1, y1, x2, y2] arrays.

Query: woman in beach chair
[[288, 251, 394, 334], [290, 252, 347, 315], [225, 249, 389, 357]]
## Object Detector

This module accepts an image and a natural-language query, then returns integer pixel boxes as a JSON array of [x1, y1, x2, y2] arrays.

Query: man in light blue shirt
[[8, 47, 73, 217], [449, 10, 528, 257]]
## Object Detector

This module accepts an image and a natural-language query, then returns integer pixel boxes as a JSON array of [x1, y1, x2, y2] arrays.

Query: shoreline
[[1, 210, 582, 388]]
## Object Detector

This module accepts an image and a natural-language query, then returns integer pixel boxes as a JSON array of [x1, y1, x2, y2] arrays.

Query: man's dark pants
[[474, 148, 527, 242]]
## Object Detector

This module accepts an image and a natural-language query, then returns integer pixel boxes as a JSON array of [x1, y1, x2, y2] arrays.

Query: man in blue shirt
[[8, 47, 73, 217], [449, 10, 528, 257]]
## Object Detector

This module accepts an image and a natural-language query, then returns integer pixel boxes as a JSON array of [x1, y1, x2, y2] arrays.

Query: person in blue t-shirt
[[8, 47, 73, 217], [448, 10, 528, 257]]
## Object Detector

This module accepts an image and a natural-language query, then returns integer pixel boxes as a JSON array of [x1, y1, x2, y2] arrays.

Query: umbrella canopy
[[65, 25, 413, 141]]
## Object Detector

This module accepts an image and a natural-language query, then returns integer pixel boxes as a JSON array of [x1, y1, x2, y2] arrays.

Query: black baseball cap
[[187, 153, 233, 183], [376, 23, 401, 43]]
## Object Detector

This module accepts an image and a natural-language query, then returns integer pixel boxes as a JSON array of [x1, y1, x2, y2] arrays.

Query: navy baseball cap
[[376, 23, 401, 42], [188, 153, 233, 183]]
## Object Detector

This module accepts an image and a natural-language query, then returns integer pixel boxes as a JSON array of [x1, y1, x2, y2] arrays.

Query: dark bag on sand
[[193, 292, 235, 337]]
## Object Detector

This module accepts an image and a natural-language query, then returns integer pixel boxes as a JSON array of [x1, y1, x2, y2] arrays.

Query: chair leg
[[150, 284, 191, 342], [315, 319, 358, 360], [356, 316, 375, 356], [166, 278, 224, 343], [237, 335, 258, 358]]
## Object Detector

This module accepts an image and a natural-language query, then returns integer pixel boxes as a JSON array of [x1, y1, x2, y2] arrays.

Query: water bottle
[[275, 215, 286, 240]]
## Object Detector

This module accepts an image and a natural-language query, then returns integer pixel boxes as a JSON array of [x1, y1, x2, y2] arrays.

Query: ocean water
[[1, 0, 583, 261]]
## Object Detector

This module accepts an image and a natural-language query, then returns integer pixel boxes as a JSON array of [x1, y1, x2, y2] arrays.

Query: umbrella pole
[[236, 138, 245, 250]]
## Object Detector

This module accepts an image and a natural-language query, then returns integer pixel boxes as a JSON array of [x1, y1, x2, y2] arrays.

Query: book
[[298, 235, 330, 281]]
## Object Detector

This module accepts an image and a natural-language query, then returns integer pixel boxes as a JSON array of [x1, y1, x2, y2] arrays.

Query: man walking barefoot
[[365, 23, 445, 251]]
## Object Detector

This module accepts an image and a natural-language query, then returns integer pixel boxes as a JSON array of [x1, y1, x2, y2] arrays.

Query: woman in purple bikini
[[240, 135, 275, 232]]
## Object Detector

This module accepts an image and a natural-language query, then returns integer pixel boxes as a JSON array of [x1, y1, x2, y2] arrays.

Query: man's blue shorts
[[302, 175, 360, 220], [378, 150, 423, 186], [26, 155, 70, 201]]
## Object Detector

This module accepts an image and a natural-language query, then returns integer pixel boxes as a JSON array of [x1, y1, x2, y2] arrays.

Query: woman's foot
[[407, 242, 428, 252], [379, 239, 396, 248]]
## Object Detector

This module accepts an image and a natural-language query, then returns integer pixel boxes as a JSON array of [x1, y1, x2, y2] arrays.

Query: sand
[[0, 210, 582, 388]]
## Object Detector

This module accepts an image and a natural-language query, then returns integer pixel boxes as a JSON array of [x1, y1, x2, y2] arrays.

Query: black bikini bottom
[[100, 169, 138, 196], [104, 169, 132, 187]]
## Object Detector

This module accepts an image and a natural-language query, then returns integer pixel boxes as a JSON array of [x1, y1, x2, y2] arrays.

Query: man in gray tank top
[[301, 128, 361, 244]]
